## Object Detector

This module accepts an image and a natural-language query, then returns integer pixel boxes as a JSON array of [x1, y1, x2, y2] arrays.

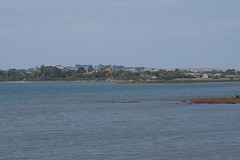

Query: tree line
[[1, 65, 239, 82], [0, 65, 194, 81]]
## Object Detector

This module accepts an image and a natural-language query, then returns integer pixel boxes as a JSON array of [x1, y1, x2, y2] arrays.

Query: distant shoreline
[[116, 79, 240, 84], [0, 81, 89, 83], [1, 79, 240, 84]]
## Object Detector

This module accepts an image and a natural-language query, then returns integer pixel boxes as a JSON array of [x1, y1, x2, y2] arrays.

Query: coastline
[[0, 81, 89, 83], [117, 79, 240, 84], [1, 79, 240, 84]]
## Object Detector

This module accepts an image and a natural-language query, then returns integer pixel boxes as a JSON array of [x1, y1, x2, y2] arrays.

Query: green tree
[[87, 66, 94, 72], [77, 67, 86, 74], [0, 70, 7, 81], [226, 69, 236, 75], [7, 69, 17, 81], [40, 65, 45, 78], [31, 71, 41, 79], [7, 69, 25, 81]]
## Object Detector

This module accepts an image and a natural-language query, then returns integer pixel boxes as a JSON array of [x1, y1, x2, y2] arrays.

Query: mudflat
[[188, 97, 240, 104]]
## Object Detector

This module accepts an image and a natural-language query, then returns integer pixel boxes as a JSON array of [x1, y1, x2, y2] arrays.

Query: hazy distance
[[0, 0, 240, 70]]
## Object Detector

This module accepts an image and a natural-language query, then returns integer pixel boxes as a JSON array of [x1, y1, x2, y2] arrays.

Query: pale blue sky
[[1, 0, 240, 69]]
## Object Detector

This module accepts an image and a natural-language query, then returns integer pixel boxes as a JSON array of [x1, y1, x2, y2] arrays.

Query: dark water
[[0, 82, 240, 160]]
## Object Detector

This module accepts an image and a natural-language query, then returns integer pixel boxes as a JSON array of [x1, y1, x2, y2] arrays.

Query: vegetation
[[0, 65, 240, 83]]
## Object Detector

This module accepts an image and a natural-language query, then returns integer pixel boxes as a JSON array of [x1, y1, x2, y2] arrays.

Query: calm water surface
[[0, 82, 240, 160]]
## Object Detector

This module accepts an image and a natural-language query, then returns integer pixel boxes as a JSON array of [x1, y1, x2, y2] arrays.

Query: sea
[[0, 82, 240, 160]]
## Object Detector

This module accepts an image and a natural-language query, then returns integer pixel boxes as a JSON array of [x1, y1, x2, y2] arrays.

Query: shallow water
[[0, 82, 240, 159]]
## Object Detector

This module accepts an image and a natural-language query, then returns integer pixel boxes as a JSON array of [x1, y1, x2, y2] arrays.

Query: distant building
[[202, 74, 209, 78], [213, 73, 222, 77], [56, 65, 65, 70], [112, 65, 125, 70], [191, 73, 202, 78], [141, 74, 157, 79], [225, 75, 238, 78], [126, 67, 136, 72], [147, 75, 157, 79]]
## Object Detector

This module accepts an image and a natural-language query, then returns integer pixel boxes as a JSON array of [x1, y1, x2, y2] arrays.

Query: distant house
[[202, 74, 209, 78], [225, 75, 238, 78], [192, 73, 202, 78], [213, 73, 222, 77], [56, 65, 65, 70], [146, 75, 157, 79], [141, 74, 157, 79], [126, 67, 136, 72]]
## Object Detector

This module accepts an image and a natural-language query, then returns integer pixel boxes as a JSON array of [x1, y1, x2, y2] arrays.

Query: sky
[[0, 0, 240, 70]]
